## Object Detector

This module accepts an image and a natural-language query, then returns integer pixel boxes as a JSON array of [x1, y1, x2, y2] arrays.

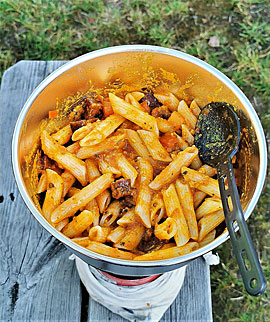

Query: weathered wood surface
[[0, 61, 212, 322], [0, 61, 82, 322]]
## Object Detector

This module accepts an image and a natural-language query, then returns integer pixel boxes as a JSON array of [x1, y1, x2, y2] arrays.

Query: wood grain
[[0, 61, 212, 322], [0, 61, 82, 322]]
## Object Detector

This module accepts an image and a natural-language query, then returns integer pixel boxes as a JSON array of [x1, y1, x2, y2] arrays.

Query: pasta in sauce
[[33, 88, 227, 261]]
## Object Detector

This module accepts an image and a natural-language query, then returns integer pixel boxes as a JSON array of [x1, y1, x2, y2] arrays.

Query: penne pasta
[[41, 131, 88, 186], [137, 130, 172, 162], [115, 224, 145, 251], [134, 242, 199, 261], [67, 187, 79, 198], [117, 208, 138, 227], [50, 173, 113, 223], [182, 124, 194, 146], [107, 226, 126, 244], [199, 164, 217, 177], [66, 141, 80, 154], [149, 146, 198, 190], [159, 243, 176, 250], [71, 237, 91, 247], [85, 158, 111, 214], [87, 241, 136, 260], [52, 124, 72, 145], [199, 229, 216, 248], [154, 92, 179, 111], [169, 208, 190, 247], [88, 226, 111, 243], [135, 158, 153, 228], [181, 167, 220, 197], [154, 217, 177, 240], [175, 178, 198, 240], [96, 189, 111, 214], [162, 184, 190, 246], [116, 153, 138, 187], [55, 218, 69, 232], [177, 100, 197, 129], [61, 170, 76, 198], [62, 210, 94, 238], [77, 133, 126, 159], [175, 133, 189, 150], [125, 93, 145, 111], [98, 158, 121, 176], [190, 100, 201, 117], [193, 190, 207, 209], [135, 184, 152, 228], [72, 123, 95, 141], [42, 169, 63, 221], [100, 200, 122, 227], [124, 129, 151, 160], [80, 114, 125, 146], [150, 192, 165, 226], [131, 91, 144, 101], [190, 155, 203, 170], [156, 117, 174, 133], [85, 159, 100, 181], [196, 197, 223, 220], [168, 111, 185, 131], [193, 165, 218, 208], [137, 158, 153, 185], [198, 209, 224, 241], [85, 198, 100, 226], [109, 93, 159, 136]]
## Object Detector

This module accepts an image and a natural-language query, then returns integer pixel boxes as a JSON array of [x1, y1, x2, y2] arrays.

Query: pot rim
[[12, 45, 267, 267]]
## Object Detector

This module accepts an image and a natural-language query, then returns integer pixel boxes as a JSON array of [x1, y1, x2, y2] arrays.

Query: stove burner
[[100, 271, 161, 286]]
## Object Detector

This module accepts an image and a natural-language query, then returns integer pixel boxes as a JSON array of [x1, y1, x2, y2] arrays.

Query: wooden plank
[[88, 257, 212, 321], [162, 257, 212, 322], [88, 299, 127, 322], [0, 61, 82, 322]]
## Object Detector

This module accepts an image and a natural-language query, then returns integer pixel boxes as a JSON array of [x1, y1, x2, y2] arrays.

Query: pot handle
[[217, 161, 266, 296]]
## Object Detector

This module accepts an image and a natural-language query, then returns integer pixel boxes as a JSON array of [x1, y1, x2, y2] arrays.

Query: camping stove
[[74, 255, 186, 321]]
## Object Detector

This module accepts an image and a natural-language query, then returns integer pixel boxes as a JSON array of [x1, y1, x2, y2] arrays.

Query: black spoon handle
[[217, 160, 266, 296]]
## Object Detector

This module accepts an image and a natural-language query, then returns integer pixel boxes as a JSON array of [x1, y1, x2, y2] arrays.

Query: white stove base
[[73, 255, 186, 322]]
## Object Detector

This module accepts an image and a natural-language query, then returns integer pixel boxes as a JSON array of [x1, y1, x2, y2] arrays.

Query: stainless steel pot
[[12, 45, 267, 276]]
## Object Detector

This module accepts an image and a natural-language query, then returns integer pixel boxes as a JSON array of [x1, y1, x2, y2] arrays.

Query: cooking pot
[[12, 45, 267, 276]]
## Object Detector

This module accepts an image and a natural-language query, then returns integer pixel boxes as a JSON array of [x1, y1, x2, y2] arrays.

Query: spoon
[[194, 101, 266, 296]]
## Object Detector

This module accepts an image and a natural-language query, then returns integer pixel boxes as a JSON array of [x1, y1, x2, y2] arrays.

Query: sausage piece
[[68, 97, 103, 121], [139, 93, 162, 109], [38, 154, 62, 175], [84, 101, 104, 121], [137, 228, 165, 252], [120, 195, 136, 208], [70, 120, 87, 132], [151, 106, 171, 119], [111, 179, 136, 199], [38, 154, 51, 171]]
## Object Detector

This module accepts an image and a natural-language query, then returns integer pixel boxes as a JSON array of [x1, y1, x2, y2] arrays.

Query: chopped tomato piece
[[159, 133, 180, 150], [49, 110, 58, 118], [102, 99, 114, 117]]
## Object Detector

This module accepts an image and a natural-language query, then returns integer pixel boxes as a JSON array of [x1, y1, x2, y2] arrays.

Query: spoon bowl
[[194, 102, 266, 296], [194, 102, 240, 166]]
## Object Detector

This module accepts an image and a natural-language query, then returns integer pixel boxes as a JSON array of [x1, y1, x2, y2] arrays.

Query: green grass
[[1, 0, 269, 321]]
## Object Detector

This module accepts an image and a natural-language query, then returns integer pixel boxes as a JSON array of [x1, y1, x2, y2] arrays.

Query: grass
[[1, 0, 269, 320]]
